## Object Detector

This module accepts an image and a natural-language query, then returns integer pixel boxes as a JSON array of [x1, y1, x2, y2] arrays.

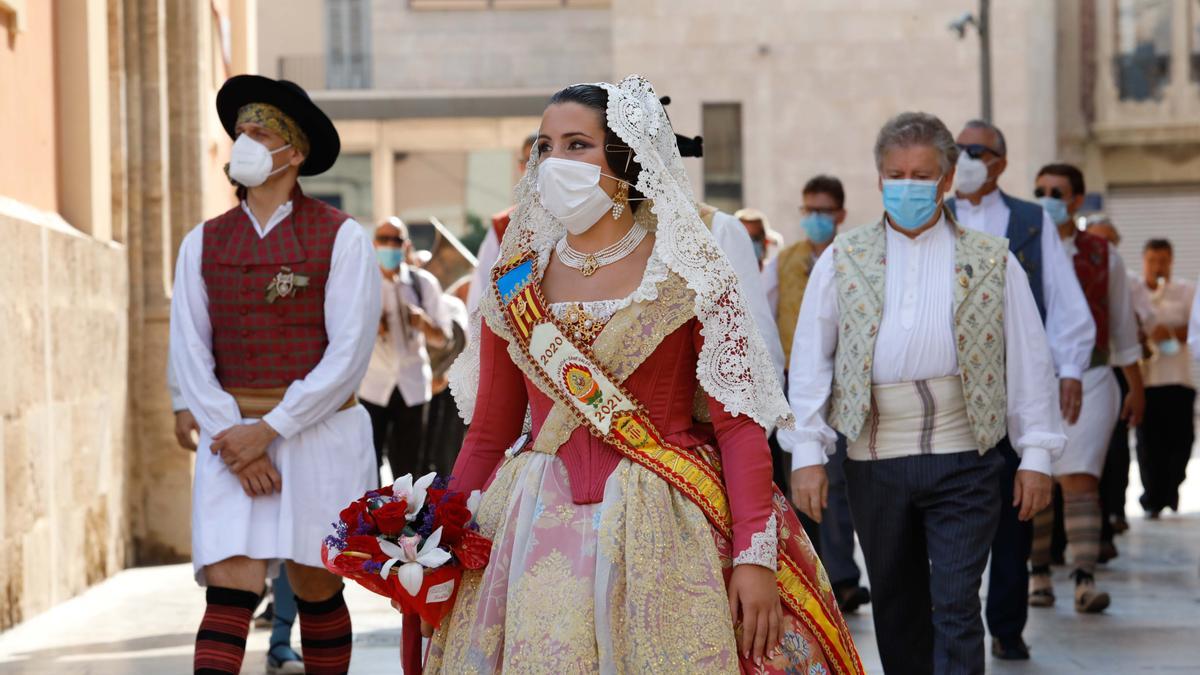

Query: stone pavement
[[1, 460, 1197, 674]]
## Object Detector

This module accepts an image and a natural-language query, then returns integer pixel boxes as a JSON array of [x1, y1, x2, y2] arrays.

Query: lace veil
[[448, 75, 793, 430]]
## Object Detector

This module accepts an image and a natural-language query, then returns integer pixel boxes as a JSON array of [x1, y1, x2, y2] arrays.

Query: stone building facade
[[0, 0, 256, 628]]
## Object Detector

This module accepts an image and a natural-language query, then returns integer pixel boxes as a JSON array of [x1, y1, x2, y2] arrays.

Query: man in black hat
[[170, 75, 380, 675]]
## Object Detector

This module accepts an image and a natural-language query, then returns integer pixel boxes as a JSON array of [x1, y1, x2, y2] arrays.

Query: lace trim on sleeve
[[732, 512, 778, 571]]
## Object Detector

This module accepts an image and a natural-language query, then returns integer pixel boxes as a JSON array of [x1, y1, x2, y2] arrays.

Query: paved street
[[1, 459, 1197, 674]]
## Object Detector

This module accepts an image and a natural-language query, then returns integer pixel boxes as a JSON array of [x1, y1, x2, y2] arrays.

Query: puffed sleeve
[[448, 322, 530, 494], [695, 323, 777, 571]]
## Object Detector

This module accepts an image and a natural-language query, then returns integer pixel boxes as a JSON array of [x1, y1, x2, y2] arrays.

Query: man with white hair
[[783, 112, 1064, 674]]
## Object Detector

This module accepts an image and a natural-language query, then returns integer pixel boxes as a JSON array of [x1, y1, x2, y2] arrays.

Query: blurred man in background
[[359, 217, 451, 481], [1135, 239, 1195, 518]]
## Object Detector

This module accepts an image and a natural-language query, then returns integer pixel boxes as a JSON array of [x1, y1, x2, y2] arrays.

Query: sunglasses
[[956, 143, 1003, 159], [375, 235, 406, 246], [1033, 187, 1065, 200]]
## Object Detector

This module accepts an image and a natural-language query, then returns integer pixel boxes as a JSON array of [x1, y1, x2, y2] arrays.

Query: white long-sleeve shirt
[[357, 264, 451, 408], [466, 226, 500, 319], [169, 200, 381, 440], [954, 190, 1096, 380], [778, 216, 1066, 475], [1060, 238, 1141, 369]]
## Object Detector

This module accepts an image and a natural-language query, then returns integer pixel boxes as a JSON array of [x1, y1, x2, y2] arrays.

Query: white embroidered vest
[[828, 213, 1009, 452]]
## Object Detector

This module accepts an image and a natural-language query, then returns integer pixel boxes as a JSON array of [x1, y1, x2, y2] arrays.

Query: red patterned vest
[[1072, 230, 1110, 368], [201, 187, 349, 388]]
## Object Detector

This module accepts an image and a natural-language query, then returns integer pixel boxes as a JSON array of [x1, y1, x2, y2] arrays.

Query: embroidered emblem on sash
[[562, 361, 603, 409]]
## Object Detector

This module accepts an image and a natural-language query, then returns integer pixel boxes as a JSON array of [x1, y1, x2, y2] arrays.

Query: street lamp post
[[950, 0, 994, 123]]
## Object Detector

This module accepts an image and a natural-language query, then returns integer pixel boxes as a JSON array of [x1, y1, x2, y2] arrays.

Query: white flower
[[378, 527, 453, 596], [467, 490, 482, 519], [390, 472, 437, 523]]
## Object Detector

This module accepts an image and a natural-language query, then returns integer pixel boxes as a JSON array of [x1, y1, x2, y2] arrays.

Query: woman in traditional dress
[[429, 76, 862, 674]]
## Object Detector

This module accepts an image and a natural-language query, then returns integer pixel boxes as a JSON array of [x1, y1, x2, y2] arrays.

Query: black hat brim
[[217, 75, 340, 176]]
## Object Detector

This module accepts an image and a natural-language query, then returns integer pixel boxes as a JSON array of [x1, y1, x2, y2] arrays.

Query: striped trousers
[[846, 449, 1003, 675]]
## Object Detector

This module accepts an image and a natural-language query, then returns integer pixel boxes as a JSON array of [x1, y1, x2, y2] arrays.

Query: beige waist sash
[[847, 375, 979, 462], [227, 386, 357, 419]]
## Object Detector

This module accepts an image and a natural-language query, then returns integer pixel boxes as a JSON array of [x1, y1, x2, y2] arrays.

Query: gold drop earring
[[611, 181, 630, 219]]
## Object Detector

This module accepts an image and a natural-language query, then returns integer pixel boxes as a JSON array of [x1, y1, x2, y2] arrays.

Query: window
[[1114, 0, 1172, 101], [702, 103, 743, 214], [326, 0, 371, 89]]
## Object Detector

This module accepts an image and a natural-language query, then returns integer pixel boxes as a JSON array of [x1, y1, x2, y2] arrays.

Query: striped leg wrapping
[[297, 587, 353, 675], [194, 586, 260, 675]]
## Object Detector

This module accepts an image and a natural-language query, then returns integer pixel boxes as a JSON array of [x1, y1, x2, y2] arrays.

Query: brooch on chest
[[266, 266, 311, 304]]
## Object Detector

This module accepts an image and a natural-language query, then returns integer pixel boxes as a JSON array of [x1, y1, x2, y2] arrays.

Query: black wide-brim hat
[[217, 74, 340, 176]]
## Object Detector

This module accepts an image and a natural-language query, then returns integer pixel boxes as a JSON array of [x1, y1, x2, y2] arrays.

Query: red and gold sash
[[491, 252, 864, 675]]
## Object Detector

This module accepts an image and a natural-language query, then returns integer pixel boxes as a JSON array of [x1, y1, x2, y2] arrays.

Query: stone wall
[[612, 0, 1058, 241], [0, 201, 130, 629]]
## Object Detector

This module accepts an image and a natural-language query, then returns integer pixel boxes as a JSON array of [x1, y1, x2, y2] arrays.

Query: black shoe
[[833, 583, 871, 613], [1098, 540, 1119, 564], [991, 637, 1031, 661]]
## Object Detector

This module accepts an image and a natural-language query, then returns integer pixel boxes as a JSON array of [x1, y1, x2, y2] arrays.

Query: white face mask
[[953, 153, 989, 195], [228, 134, 292, 188], [536, 157, 616, 235]]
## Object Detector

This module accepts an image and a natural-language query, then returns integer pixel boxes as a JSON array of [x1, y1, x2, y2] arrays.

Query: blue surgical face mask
[[1039, 196, 1069, 225], [801, 212, 836, 244], [882, 179, 941, 231], [376, 247, 404, 271]]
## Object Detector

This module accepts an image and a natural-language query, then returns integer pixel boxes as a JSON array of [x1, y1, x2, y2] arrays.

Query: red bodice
[[451, 317, 775, 562]]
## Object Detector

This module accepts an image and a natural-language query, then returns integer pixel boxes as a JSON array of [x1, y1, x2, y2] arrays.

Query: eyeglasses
[[375, 235, 406, 246], [956, 143, 1003, 159], [801, 206, 840, 216], [1033, 187, 1065, 200]]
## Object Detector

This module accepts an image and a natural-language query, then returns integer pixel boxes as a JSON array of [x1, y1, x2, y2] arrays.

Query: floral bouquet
[[321, 472, 490, 628]]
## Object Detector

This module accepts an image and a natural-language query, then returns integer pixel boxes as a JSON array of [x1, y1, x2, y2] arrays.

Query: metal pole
[[979, 0, 993, 122]]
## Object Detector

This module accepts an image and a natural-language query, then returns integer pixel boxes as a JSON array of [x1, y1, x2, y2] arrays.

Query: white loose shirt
[[953, 190, 1096, 380], [1139, 277, 1196, 387], [778, 216, 1066, 476], [467, 226, 500, 320], [358, 264, 452, 408], [170, 200, 381, 441]]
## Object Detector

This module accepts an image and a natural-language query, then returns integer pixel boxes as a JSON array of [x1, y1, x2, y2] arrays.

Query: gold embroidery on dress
[[600, 463, 740, 673]]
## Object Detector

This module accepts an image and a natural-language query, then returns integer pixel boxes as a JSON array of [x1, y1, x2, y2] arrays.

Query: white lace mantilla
[[449, 75, 793, 431], [732, 512, 778, 570]]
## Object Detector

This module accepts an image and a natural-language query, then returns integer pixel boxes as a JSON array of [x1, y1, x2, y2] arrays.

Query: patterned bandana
[[235, 102, 311, 157]]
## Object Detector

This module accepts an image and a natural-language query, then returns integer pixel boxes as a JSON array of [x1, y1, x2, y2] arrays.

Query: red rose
[[369, 500, 410, 536], [432, 493, 472, 546], [340, 500, 371, 530], [344, 534, 387, 562]]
